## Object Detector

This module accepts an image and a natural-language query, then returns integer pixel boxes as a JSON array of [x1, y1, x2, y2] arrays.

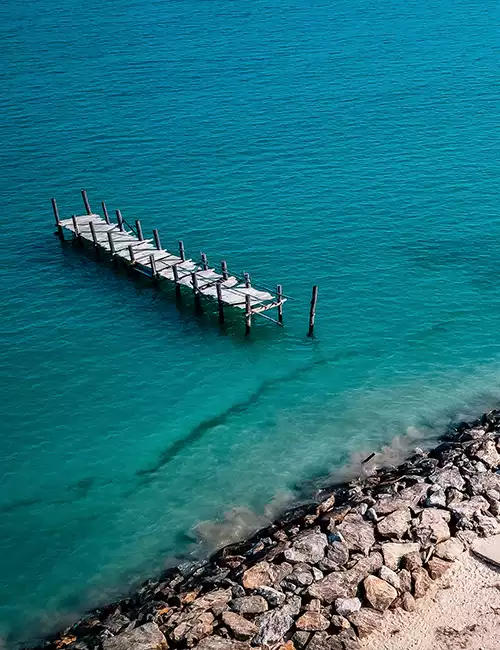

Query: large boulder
[[374, 483, 429, 516], [348, 608, 384, 639], [283, 529, 328, 564], [363, 576, 397, 611], [102, 623, 167, 650], [376, 508, 411, 539], [252, 607, 294, 646], [414, 509, 450, 547], [308, 554, 382, 603], [429, 467, 465, 491], [381, 542, 420, 571], [221, 612, 257, 641], [336, 514, 375, 555], [230, 595, 268, 615], [242, 561, 279, 589]]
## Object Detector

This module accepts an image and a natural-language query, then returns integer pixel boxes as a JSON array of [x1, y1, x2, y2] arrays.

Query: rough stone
[[474, 440, 500, 468], [295, 611, 330, 631], [242, 562, 279, 589], [336, 514, 375, 555], [293, 632, 311, 649], [378, 566, 400, 591], [326, 542, 349, 568], [348, 608, 384, 639], [102, 623, 167, 650], [401, 551, 423, 573], [429, 467, 465, 491], [427, 557, 453, 580], [307, 631, 360, 650], [101, 613, 132, 635], [374, 483, 429, 516], [335, 597, 361, 617], [306, 599, 321, 612], [330, 615, 351, 631], [435, 538, 464, 561], [283, 594, 302, 617], [475, 513, 500, 536], [412, 567, 433, 599], [171, 612, 214, 646], [252, 607, 294, 646], [192, 589, 233, 615], [471, 534, 500, 567], [196, 637, 249, 650], [229, 595, 268, 615], [221, 612, 257, 641], [284, 563, 314, 588], [363, 575, 397, 611], [415, 508, 451, 547], [254, 586, 286, 607], [308, 553, 382, 603], [401, 592, 416, 612], [397, 569, 412, 593], [381, 542, 420, 571], [426, 488, 447, 508], [283, 529, 328, 564], [376, 508, 411, 539]]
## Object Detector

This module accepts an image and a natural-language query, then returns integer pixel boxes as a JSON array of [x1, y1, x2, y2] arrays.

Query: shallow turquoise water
[[2, 0, 500, 645]]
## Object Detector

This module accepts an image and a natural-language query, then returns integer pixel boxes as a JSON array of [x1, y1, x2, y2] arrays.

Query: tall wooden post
[[308, 285, 318, 337], [172, 263, 181, 297], [81, 190, 91, 215], [191, 271, 201, 309], [149, 254, 157, 282], [89, 221, 98, 247], [72, 215, 80, 239], [221, 260, 229, 280], [216, 280, 224, 324], [116, 209, 124, 232], [51, 198, 63, 239], [201, 252, 208, 270], [244, 272, 251, 287], [107, 230, 116, 256], [245, 294, 252, 336], [153, 229, 161, 250], [102, 201, 110, 225], [179, 241, 185, 261], [135, 220, 144, 241], [128, 245, 136, 264], [277, 284, 283, 324]]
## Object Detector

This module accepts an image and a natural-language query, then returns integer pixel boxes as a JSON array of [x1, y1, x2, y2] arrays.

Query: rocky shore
[[34, 410, 500, 650]]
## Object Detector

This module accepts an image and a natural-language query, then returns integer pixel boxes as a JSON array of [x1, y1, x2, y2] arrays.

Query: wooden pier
[[52, 191, 287, 334]]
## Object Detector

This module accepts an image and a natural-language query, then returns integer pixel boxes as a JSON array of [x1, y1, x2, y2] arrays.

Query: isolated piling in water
[[245, 294, 252, 335], [116, 209, 124, 232], [244, 272, 251, 288], [308, 285, 318, 337], [81, 190, 91, 215], [135, 220, 144, 241], [153, 229, 161, 250], [102, 201, 110, 225], [51, 198, 63, 239], [201, 252, 208, 270], [277, 284, 283, 324]]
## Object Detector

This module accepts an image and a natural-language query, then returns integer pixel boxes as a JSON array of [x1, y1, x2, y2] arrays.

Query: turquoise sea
[[2, 0, 500, 645]]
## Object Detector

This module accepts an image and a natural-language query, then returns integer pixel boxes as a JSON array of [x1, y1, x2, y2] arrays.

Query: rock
[[374, 483, 429, 516], [363, 575, 397, 611], [376, 508, 411, 539], [230, 595, 268, 615], [378, 566, 400, 591], [474, 440, 500, 468], [330, 615, 351, 630], [293, 632, 311, 649], [307, 631, 360, 650], [308, 553, 382, 603], [306, 599, 321, 612], [284, 563, 314, 588], [429, 467, 465, 491], [475, 513, 500, 536], [401, 592, 416, 612], [427, 557, 453, 580], [196, 637, 249, 650], [348, 608, 384, 639], [101, 613, 132, 635], [435, 538, 463, 561], [171, 612, 214, 646], [412, 567, 432, 599], [381, 542, 420, 571], [472, 534, 500, 567], [426, 487, 447, 508], [254, 586, 286, 607], [398, 569, 412, 593], [335, 597, 361, 617], [401, 551, 423, 573], [317, 494, 336, 514], [279, 642, 295, 650], [192, 589, 233, 615], [283, 529, 328, 564], [366, 508, 378, 523], [283, 595, 302, 617], [336, 514, 375, 555], [252, 607, 294, 646], [242, 562, 279, 589], [102, 623, 167, 650], [326, 542, 349, 568], [221, 612, 257, 641], [295, 611, 330, 631], [415, 509, 451, 547]]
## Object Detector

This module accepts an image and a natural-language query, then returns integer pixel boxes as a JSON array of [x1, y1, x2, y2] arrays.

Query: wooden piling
[[128, 245, 136, 264], [277, 284, 283, 324], [216, 280, 224, 323], [52, 198, 63, 239], [135, 220, 144, 241], [81, 190, 91, 215], [191, 271, 199, 295], [221, 260, 229, 281], [179, 241, 185, 262], [71, 214, 80, 238], [89, 221, 98, 247], [201, 252, 208, 270], [149, 254, 157, 281], [107, 230, 116, 256], [308, 285, 318, 337], [244, 272, 251, 288], [245, 294, 252, 336], [102, 201, 110, 225], [172, 263, 181, 297], [116, 209, 124, 232], [153, 229, 161, 250]]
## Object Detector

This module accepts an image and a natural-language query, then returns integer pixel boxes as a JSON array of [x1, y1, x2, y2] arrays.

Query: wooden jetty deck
[[52, 191, 287, 334]]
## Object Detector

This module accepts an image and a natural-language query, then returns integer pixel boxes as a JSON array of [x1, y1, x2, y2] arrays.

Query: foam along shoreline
[[30, 410, 500, 650]]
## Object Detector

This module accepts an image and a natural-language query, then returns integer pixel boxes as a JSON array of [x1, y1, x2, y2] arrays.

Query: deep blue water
[[2, 0, 500, 645]]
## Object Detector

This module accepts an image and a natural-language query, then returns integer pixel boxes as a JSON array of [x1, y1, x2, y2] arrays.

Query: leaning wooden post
[[244, 272, 251, 288], [221, 260, 229, 280], [172, 263, 181, 297], [277, 284, 283, 324], [135, 220, 144, 241], [149, 254, 158, 282], [128, 245, 136, 264], [51, 198, 63, 239], [179, 241, 185, 261], [201, 252, 208, 270], [89, 221, 98, 247], [72, 215, 80, 239], [245, 293, 252, 336], [153, 229, 161, 250], [107, 230, 116, 256], [308, 285, 319, 337], [102, 201, 110, 225], [216, 280, 225, 324], [81, 190, 91, 215], [116, 209, 124, 232]]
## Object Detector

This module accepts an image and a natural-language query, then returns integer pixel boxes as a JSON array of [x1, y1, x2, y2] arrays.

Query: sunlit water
[[1, 0, 500, 645]]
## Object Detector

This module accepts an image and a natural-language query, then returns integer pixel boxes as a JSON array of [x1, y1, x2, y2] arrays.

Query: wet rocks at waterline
[[34, 409, 500, 650]]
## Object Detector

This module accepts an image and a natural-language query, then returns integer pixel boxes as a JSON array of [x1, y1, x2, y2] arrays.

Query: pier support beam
[[153, 229, 161, 250], [107, 231, 116, 257], [308, 285, 318, 338], [201, 252, 208, 270], [51, 198, 63, 239], [128, 245, 136, 264], [277, 284, 283, 324], [72, 215, 80, 240], [149, 254, 158, 282], [179, 241, 185, 262], [244, 272, 251, 288], [172, 264, 181, 297], [216, 280, 225, 324], [221, 260, 229, 281], [116, 209, 124, 232], [245, 294, 252, 336], [102, 201, 110, 225], [135, 220, 144, 241], [81, 190, 91, 215]]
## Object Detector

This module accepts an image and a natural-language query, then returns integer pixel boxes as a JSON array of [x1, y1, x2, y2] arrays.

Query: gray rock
[[293, 631, 311, 648], [221, 612, 257, 641], [427, 557, 453, 580], [283, 529, 328, 564], [102, 623, 167, 650], [229, 595, 268, 615], [330, 615, 351, 630], [283, 594, 302, 617], [429, 467, 465, 491], [378, 566, 400, 591], [471, 534, 500, 567], [412, 567, 432, 599], [295, 611, 330, 631], [101, 613, 132, 635], [191, 588, 233, 613], [363, 575, 397, 611], [348, 608, 384, 639], [426, 487, 447, 508], [397, 568, 412, 593], [401, 551, 422, 572], [326, 542, 349, 567], [308, 631, 360, 650], [242, 561, 279, 589], [376, 508, 411, 539], [312, 567, 324, 582], [401, 592, 416, 612], [366, 508, 378, 523], [171, 611, 214, 646], [435, 538, 463, 561], [474, 440, 500, 468], [415, 509, 451, 547], [284, 563, 314, 588], [381, 542, 420, 571], [374, 483, 429, 516], [254, 586, 286, 607], [308, 553, 382, 603], [252, 607, 294, 646], [335, 597, 361, 617], [475, 513, 500, 536], [196, 637, 249, 650], [336, 514, 375, 555]]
